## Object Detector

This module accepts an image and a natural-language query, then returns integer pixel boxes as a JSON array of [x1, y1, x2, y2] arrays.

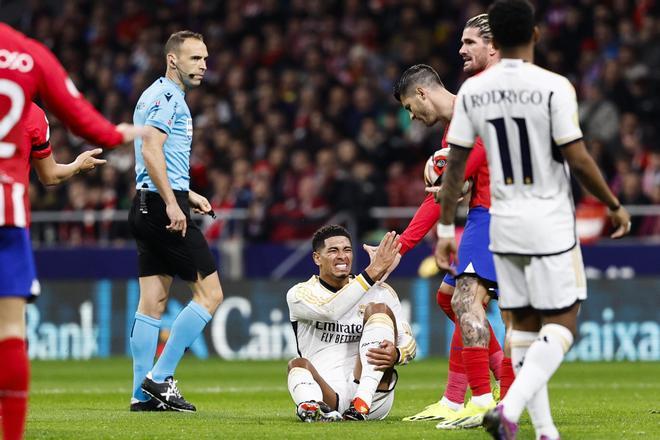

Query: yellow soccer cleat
[[435, 399, 496, 429], [493, 383, 501, 402], [402, 400, 459, 422]]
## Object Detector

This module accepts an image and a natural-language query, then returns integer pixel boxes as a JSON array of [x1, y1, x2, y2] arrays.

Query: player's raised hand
[[435, 237, 457, 275], [425, 185, 442, 204], [73, 148, 106, 173], [363, 244, 377, 261], [363, 243, 401, 284], [609, 205, 632, 239], [366, 232, 402, 281], [165, 202, 187, 237], [116, 123, 149, 144], [366, 340, 398, 371]]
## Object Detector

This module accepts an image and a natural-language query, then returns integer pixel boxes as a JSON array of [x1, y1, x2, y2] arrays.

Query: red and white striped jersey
[[0, 23, 123, 228], [0, 103, 52, 227]]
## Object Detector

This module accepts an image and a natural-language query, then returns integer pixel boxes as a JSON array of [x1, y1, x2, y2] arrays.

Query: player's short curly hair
[[393, 64, 444, 102], [312, 225, 352, 252], [488, 0, 535, 48], [165, 30, 204, 56], [465, 13, 492, 42]]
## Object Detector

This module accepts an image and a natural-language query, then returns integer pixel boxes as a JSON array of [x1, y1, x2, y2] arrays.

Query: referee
[[128, 30, 223, 412]]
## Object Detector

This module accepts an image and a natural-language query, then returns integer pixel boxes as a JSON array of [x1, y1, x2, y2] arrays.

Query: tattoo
[[439, 147, 470, 225], [452, 276, 489, 348]]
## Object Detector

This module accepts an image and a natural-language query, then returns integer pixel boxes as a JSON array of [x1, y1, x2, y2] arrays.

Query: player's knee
[[137, 295, 168, 319], [450, 291, 468, 317], [206, 286, 223, 309], [539, 323, 575, 353], [195, 291, 222, 315], [193, 277, 224, 314], [363, 302, 392, 321], [288, 357, 312, 372]]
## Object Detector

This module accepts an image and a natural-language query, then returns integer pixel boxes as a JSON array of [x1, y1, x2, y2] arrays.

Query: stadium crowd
[[14, 0, 660, 243]]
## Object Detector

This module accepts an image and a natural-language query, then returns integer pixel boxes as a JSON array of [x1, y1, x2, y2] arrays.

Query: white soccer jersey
[[447, 59, 583, 255], [287, 274, 416, 383]]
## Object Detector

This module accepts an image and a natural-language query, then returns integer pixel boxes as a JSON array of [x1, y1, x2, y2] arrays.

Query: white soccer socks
[[288, 367, 323, 405], [509, 330, 560, 439], [355, 313, 396, 410], [502, 324, 574, 430]]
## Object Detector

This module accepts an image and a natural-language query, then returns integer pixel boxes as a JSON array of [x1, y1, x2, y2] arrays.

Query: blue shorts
[[0, 227, 39, 300], [443, 207, 498, 296]]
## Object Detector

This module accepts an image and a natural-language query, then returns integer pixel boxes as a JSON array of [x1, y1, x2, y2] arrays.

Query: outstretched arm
[[288, 232, 401, 322], [26, 36, 140, 147], [33, 148, 106, 186]]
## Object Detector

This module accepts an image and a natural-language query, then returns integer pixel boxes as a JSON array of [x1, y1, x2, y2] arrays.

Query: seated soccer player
[[286, 225, 417, 421]]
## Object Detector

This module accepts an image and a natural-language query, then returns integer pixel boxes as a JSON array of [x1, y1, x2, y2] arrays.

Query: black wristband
[[360, 270, 375, 286], [609, 203, 621, 211]]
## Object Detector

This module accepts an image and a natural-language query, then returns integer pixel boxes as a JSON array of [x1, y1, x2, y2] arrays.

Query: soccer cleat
[[539, 436, 560, 440], [296, 401, 342, 422], [402, 400, 459, 421], [342, 397, 369, 421], [435, 399, 496, 430], [297, 401, 320, 422], [141, 374, 196, 412], [483, 404, 518, 440], [129, 397, 169, 412], [493, 383, 501, 402]]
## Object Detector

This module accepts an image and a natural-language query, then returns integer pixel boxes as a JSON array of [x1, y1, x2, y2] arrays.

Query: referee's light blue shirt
[[133, 77, 192, 192]]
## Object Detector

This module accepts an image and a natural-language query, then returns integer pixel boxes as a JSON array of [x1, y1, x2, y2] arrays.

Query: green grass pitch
[[27, 358, 659, 439]]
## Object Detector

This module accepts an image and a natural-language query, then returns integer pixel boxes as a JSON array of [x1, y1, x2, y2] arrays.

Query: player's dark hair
[[488, 0, 535, 49], [165, 30, 204, 55], [393, 64, 444, 102], [465, 13, 492, 42], [312, 225, 352, 252]]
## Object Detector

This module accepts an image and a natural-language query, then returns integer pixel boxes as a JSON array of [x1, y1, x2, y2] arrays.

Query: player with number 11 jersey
[[448, 60, 582, 256]]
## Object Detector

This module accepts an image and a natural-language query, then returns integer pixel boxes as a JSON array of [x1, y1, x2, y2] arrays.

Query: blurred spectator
[[579, 82, 620, 144]]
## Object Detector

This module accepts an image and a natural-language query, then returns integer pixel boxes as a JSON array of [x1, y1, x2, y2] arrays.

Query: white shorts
[[493, 245, 587, 311], [326, 369, 398, 420]]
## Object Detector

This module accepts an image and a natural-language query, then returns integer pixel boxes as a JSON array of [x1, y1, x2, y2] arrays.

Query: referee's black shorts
[[128, 190, 217, 282]]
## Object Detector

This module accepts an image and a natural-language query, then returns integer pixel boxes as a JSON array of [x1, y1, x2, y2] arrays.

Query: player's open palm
[[609, 206, 632, 239], [165, 203, 187, 237], [74, 148, 106, 173], [362, 243, 401, 284], [369, 232, 402, 280], [435, 237, 457, 275]]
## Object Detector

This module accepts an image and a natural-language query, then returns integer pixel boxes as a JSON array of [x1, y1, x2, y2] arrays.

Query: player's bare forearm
[[142, 127, 177, 205], [561, 140, 619, 209], [34, 155, 70, 185], [439, 146, 470, 225], [34, 148, 106, 186]]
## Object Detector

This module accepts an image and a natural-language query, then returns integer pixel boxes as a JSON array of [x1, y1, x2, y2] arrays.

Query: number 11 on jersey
[[487, 117, 533, 185]]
